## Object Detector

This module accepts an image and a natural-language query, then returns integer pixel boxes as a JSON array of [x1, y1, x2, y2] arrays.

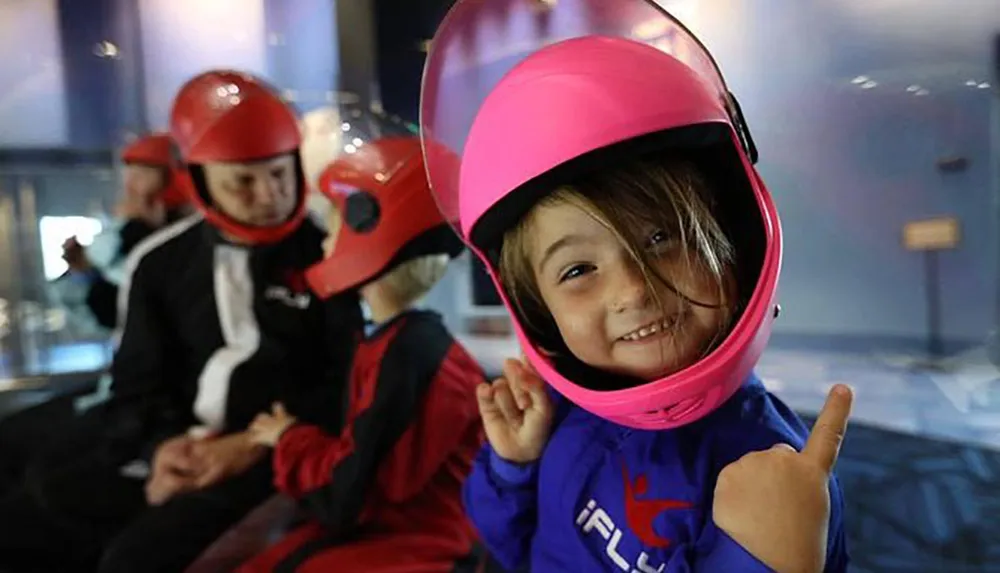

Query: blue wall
[[0, 0, 70, 148], [1, 0, 338, 149], [704, 0, 999, 346], [263, 0, 338, 114]]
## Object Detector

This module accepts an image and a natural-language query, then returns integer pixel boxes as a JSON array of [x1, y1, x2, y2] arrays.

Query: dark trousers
[[0, 442, 274, 573], [0, 392, 106, 495]]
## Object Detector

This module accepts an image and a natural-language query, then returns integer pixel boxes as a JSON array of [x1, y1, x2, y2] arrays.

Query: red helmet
[[121, 133, 174, 166], [305, 137, 463, 299], [169, 70, 306, 244], [121, 132, 192, 211]]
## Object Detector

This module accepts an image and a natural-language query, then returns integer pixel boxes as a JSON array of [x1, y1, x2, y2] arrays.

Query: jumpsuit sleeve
[[462, 384, 570, 571], [85, 272, 119, 329], [690, 521, 776, 572], [271, 423, 347, 499], [85, 219, 159, 330], [117, 219, 159, 255], [462, 444, 539, 571], [271, 317, 462, 534], [107, 253, 191, 459]]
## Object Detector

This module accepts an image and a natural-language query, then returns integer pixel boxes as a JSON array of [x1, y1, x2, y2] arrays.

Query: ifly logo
[[573, 460, 694, 572]]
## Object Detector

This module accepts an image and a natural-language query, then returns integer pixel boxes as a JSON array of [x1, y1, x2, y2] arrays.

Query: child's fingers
[[249, 421, 269, 437], [509, 361, 550, 415], [477, 382, 505, 422], [502, 359, 522, 386], [491, 379, 522, 424], [249, 414, 270, 432], [476, 383, 496, 409], [519, 355, 542, 378], [272, 402, 288, 417], [502, 359, 528, 410], [513, 386, 531, 411], [507, 357, 543, 385], [503, 361, 532, 410]]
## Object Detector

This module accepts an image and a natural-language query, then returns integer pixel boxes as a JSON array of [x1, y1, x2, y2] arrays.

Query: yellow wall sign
[[902, 217, 961, 251]]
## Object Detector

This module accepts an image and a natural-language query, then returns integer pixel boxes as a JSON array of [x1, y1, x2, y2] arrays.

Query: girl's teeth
[[624, 318, 676, 341]]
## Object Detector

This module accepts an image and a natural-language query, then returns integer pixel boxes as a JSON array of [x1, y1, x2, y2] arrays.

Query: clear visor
[[300, 95, 418, 225], [419, 0, 731, 234]]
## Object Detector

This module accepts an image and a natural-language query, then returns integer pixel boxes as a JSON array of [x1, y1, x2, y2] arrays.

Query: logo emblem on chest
[[265, 269, 312, 309], [622, 463, 693, 548], [264, 286, 311, 309], [574, 460, 694, 572]]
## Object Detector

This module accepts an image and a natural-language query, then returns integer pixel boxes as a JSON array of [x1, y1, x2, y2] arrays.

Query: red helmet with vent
[[305, 137, 463, 299], [169, 70, 306, 244]]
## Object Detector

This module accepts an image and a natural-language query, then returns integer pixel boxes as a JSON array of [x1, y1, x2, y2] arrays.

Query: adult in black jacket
[[0, 70, 363, 573], [62, 132, 195, 329]]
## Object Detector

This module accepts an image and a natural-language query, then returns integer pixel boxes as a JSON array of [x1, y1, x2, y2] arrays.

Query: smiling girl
[[419, 0, 850, 571]]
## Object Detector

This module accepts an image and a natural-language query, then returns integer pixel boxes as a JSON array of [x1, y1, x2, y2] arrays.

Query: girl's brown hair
[[498, 155, 739, 361]]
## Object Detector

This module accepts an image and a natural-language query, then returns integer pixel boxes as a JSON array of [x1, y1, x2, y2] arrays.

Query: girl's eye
[[646, 229, 670, 249], [559, 263, 595, 283]]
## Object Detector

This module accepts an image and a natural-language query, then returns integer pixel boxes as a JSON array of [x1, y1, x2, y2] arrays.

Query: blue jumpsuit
[[465, 375, 848, 572]]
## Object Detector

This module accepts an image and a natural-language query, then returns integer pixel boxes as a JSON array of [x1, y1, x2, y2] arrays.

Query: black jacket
[[105, 215, 363, 459], [86, 211, 186, 329]]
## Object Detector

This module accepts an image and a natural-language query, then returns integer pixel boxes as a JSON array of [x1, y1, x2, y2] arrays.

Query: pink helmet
[[421, 0, 781, 430]]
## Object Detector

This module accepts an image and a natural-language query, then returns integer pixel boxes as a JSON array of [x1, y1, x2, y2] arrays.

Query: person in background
[[0, 70, 363, 573], [420, 1, 848, 571], [0, 134, 196, 497], [238, 137, 484, 572], [58, 132, 195, 330]]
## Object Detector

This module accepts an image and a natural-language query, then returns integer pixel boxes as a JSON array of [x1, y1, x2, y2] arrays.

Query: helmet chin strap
[[204, 203, 307, 245]]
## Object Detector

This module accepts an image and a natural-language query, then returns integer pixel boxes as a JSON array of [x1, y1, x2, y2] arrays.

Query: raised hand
[[477, 358, 554, 464], [712, 384, 853, 573]]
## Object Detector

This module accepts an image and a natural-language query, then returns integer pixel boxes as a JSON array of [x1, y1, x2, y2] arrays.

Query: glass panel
[[0, 169, 116, 383]]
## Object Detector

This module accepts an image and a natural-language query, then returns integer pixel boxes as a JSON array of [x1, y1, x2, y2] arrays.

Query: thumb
[[802, 384, 853, 473], [769, 443, 797, 454], [272, 402, 288, 417]]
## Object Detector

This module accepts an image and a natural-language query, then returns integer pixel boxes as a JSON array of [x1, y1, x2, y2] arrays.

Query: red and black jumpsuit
[[238, 309, 485, 573]]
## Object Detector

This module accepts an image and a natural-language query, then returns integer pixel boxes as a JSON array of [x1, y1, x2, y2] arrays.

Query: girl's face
[[526, 199, 731, 381]]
